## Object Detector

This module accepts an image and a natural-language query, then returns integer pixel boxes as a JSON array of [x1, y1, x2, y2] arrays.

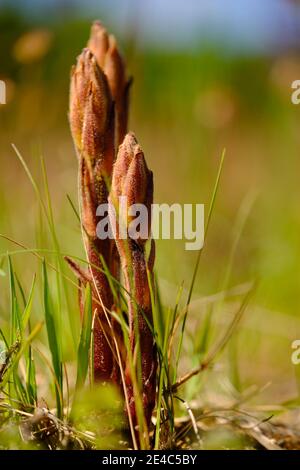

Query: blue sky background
[[1, 0, 300, 52]]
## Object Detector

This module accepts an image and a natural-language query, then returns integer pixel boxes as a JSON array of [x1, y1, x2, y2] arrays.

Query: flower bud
[[69, 48, 114, 177], [88, 21, 131, 146], [87, 20, 109, 68], [110, 133, 153, 245]]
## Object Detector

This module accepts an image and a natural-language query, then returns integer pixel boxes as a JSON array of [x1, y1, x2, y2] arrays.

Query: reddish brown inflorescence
[[109, 133, 157, 427], [69, 21, 156, 432]]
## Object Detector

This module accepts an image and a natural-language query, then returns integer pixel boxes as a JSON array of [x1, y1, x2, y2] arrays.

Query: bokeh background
[[1, 0, 300, 423]]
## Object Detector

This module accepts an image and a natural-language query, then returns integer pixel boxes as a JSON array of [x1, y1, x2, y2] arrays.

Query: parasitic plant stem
[[69, 48, 118, 382], [69, 21, 157, 440], [109, 133, 157, 429]]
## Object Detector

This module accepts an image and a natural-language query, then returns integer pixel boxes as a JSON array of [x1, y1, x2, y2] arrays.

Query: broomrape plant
[[69, 21, 157, 440]]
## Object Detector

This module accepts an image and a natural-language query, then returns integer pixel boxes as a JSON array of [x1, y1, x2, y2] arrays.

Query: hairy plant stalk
[[109, 133, 157, 428], [87, 20, 131, 282], [69, 48, 119, 381], [69, 22, 157, 437]]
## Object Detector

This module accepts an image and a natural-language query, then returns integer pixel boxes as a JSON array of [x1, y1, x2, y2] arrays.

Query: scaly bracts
[[69, 48, 118, 381], [109, 133, 157, 428], [68, 21, 157, 435]]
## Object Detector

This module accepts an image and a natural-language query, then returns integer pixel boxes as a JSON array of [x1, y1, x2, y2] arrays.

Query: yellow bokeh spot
[[13, 29, 53, 64]]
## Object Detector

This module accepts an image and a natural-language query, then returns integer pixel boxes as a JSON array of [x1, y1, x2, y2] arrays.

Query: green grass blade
[[8, 256, 22, 343], [15, 273, 26, 308], [13, 369, 28, 405], [67, 194, 81, 223], [22, 274, 36, 330], [187, 148, 226, 306], [26, 343, 37, 405], [74, 283, 93, 392], [12, 145, 78, 350], [42, 259, 63, 418], [0, 323, 43, 390], [173, 150, 225, 382], [154, 307, 172, 449], [40, 153, 78, 350]]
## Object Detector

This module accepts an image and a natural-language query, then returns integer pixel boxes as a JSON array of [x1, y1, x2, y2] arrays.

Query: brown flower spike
[[88, 20, 131, 283], [69, 21, 157, 436], [109, 133, 157, 428], [69, 48, 118, 382], [88, 20, 131, 147]]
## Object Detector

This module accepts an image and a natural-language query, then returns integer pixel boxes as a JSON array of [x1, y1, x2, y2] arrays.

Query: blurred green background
[[1, 0, 300, 411]]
